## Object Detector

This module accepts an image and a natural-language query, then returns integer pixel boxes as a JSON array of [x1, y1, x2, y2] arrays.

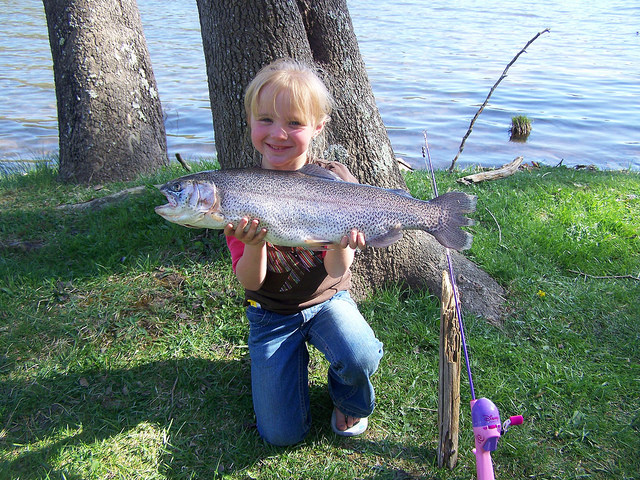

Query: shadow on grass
[[1, 355, 439, 479], [346, 439, 438, 480], [1, 358, 257, 478], [0, 187, 214, 285]]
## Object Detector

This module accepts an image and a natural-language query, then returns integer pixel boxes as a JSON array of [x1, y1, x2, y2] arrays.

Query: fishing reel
[[470, 398, 524, 480]]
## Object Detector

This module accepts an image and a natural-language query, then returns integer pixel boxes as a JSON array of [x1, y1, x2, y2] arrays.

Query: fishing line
[[421, 130, 476, 400], [421, 130, 523, 480]]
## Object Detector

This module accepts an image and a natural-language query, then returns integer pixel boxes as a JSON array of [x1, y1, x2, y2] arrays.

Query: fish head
[[155, 178, 225, 229]]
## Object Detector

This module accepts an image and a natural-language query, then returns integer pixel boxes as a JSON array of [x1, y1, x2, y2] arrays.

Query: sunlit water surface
[[1, 0, 638, 171]]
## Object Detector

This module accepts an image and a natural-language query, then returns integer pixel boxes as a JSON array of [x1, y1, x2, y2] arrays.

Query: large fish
[[155, 165, 477, 251]]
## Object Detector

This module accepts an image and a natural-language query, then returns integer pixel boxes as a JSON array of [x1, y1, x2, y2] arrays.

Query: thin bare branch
[[175, 153, 192, 172], [484, 207, 502, 245], [56, 185, 155, 211], [449, 29, 550, 172], [569, 270, 640, 282]]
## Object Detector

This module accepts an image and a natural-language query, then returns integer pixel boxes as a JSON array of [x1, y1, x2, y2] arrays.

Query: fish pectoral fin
[[367, 227, 404, 248], [207, 212, 225, 223], [303, 238, 334, 249]]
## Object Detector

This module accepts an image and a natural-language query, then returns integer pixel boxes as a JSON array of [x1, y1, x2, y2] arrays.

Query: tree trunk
[[196, 0, 313, 168], [296, 0, 402, 189], [43, 0, 168, 184], [196, 0, 505, 323]]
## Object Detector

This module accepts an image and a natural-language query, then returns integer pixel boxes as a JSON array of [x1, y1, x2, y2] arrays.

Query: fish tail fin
[[427, 191, 477, 250]]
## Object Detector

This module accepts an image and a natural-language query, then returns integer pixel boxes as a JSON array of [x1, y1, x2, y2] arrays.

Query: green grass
[[1, 162, 639, 479]]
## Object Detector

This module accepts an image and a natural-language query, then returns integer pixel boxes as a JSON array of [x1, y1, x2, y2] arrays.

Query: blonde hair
[[244, 58, 333, 128]]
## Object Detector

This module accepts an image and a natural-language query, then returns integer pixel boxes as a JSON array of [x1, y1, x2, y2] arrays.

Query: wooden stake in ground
[[438, 270, 461, 469]]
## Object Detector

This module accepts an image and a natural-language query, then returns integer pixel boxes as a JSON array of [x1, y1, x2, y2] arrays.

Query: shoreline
[[2, 156, 639, 179]]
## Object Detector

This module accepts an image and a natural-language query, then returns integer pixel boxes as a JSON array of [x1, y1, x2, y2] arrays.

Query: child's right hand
[[224, 217, 268, 246], [338, 228, 366, 250]]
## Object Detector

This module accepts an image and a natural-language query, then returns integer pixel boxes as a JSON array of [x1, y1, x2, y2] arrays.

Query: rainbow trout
[[155, 165, 477, 250]]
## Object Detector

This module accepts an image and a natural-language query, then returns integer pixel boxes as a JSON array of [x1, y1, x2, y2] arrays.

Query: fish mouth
[[156, 187, 178, 208], [155, 195, 177, 217], [154, 203, 173, 217]]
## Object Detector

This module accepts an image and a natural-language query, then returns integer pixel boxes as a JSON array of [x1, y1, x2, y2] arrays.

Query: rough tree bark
[[196, 0, 505, 323], [43, 0, 168, 184], [196, 0, 313, 168]]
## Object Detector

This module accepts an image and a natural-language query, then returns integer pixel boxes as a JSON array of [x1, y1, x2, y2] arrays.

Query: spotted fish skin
[[155, 165, 477, 251]]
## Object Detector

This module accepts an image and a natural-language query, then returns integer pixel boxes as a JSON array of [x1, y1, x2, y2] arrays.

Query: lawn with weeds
[[1, 162, 639, 479]]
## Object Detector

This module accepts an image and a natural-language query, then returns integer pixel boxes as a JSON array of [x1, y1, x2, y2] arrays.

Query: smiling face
[[250, 85, 325, 171]]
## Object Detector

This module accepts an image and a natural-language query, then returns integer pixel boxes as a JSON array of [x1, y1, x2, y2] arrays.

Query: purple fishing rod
[[422, 131, 522, 480], [422, 131, 476, 400]]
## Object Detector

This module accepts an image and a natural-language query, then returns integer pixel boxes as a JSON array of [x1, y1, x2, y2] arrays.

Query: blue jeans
[[246, 290, 384, 446]]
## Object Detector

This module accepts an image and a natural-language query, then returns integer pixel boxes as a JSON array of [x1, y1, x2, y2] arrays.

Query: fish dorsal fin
[[298, 164, 342, 181], [389, 188, 413, 198]]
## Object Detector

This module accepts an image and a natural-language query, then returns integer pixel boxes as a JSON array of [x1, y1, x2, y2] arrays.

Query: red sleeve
[[226, 236, 245, 273]]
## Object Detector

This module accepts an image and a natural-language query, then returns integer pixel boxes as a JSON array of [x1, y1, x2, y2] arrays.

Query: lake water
[[1, 0, 638, 171]]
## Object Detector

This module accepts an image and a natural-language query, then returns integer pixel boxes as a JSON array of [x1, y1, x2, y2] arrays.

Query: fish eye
[[170, 183, 182, 192]]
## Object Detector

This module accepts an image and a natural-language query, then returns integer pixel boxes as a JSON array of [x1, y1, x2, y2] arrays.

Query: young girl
[[223, 58, 384, 446]]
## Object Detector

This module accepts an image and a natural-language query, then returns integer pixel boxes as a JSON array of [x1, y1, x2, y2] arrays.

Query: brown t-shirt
[[225, 161, 356, 314], [226, 239, 352, 314]]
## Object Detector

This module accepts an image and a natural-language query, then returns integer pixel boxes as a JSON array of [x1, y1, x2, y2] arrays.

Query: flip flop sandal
[[331, 409, 368, 437]]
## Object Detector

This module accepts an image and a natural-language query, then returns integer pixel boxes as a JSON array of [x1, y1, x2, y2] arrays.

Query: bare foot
[[333, 407, 360, 431], [331, 407, 369, 437]]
